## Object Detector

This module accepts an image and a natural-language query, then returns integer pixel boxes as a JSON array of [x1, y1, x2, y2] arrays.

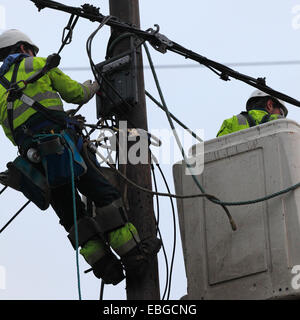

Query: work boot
[[80, 239, 125, 285], [92, 252, 125, 285], [121, 237, 162, 279]]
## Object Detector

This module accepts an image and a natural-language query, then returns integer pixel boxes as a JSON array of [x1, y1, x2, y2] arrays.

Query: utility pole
[[108, 0, 160, 300]]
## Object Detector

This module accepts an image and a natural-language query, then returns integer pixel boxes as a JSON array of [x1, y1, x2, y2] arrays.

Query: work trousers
[[50, 148, 120, 232]]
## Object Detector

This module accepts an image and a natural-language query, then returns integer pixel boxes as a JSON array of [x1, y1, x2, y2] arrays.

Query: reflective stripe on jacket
[[0, 56, 90, 144], [216, 109, 285, 137]]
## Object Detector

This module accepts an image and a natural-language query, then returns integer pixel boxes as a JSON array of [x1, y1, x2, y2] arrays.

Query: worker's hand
[[83, 79, 100, 101]]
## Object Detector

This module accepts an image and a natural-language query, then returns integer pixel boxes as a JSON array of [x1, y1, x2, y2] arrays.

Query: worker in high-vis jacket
[[0, 29, 161, 285], [217, 90, 288, 137]]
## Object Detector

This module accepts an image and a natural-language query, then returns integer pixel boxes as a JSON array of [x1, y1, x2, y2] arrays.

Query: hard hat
[[246, 89, 288, 117], [0, 29, 39, 61]]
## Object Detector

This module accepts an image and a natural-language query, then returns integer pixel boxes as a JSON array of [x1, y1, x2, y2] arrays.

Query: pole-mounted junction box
[[95, 35, 139, 119]]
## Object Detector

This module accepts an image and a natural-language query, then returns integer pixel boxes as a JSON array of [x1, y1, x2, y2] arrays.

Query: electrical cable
[[143, 42, 237, 231], [0, 186, 8, 196], [145, 90, 203, 143], [86, 15, 113, 86], [154, 162, 177, 300], [31, 0, 300, 109], [99, 280, 104, 300], [150, 163, 169, 300], [85, 31, 300, 212], [82, 20, 300, 299], [0, 200, 31, 235], [143, 43, 300, 223]]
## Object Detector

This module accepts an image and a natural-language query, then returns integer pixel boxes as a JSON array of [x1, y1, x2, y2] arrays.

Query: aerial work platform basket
[[173, 119, 300, 299]]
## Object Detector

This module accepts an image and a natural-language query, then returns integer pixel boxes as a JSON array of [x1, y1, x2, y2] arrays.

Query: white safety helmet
[[246, 89, 288, 117], [0, 29, 39, 61]]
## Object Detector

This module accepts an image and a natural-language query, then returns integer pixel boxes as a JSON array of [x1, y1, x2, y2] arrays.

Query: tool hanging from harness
[[239, 111, 271, 127], [0, 54, 87, 208]]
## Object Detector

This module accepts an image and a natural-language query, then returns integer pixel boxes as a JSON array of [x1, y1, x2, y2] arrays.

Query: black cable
[[145, 90, 203, 143], [150, 164, 169, 300], [0, 186, 8, 196], [143, 42, 237, 231], [155, 163, 177, 300], [99, 280, 104, 300], [0, 200, 31, 234], [31, 0, 300, 109]]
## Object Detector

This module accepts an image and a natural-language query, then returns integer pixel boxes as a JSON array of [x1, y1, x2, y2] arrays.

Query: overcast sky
[[0, 0, 300, 300]]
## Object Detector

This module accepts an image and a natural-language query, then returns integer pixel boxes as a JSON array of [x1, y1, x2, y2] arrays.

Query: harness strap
[[260, 113, 271, 124], [0, 59, 65, 145], [239, 111, 272, 128], [6, 61, 22, 144], [240, 111, 256, 127]]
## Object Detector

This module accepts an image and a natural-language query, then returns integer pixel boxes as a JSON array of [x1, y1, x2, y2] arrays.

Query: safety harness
[[239, 111, 271, 127], [0, 58, 65, 146], [0, 55, 87, 207]]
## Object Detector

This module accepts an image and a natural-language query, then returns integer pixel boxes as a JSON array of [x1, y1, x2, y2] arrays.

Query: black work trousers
[[50, 148, 120, 232]]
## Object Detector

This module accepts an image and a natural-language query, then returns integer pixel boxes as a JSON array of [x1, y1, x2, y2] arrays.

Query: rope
[[67, 147, 82, 300]]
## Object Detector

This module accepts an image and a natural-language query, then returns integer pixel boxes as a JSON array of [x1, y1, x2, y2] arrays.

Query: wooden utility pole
[[108, 0, 160, 300]]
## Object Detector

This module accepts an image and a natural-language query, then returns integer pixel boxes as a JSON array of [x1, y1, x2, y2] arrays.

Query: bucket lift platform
[[173, 119, 300, 299]]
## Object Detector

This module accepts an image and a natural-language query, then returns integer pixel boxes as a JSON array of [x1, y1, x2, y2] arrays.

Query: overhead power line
[[61, 60, 300, 72]]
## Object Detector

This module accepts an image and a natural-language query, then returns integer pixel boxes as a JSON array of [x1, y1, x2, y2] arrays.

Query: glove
[[83, 80, 100, 101]]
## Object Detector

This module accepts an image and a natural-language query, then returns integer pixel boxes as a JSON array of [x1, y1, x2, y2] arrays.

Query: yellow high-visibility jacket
[[217, 109, 285, 137], [0, 56, 90, 144]]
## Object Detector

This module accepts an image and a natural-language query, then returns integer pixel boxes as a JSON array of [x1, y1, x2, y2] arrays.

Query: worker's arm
[[48, 67, 92, 105], [32, 57, 99, 105]]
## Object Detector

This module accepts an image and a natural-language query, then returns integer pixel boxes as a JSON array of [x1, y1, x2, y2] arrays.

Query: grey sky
[[0, 0, 300, 300]]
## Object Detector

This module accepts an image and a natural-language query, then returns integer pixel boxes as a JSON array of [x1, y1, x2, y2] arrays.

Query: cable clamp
[[147, 24, 173, 53]]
